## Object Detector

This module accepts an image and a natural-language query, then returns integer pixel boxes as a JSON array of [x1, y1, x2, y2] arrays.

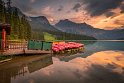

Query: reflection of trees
[[0, 66, 28, 83], [82, 41, 96, 45], [28, 55, 53, 73], [0, 55, 53, 83]]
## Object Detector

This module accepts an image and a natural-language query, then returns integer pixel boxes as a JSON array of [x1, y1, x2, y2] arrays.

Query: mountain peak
[[30, 16, 50, 25], [55, 19, 91, 27], [59, 19, 75, 24]]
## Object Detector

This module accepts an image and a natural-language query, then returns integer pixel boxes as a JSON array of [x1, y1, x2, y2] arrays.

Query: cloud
[[105, 12, 116, 17], [58, 5, 63, 11], [120, 4, 124, 13], [30, 0, 36, 3], [114, 19, 124, 25], [93, 14, 124, 30], [72, 3, 82, 12], [12, 0, 34, 12], [79, 0, 124, 16]]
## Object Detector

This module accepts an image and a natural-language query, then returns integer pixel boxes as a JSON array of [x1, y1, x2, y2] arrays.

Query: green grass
[[43, 32, 57, 42], [0, 56, 12, 61]]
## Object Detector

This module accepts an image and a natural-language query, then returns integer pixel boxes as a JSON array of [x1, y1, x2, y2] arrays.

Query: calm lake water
[[0, 41, 124, 83]]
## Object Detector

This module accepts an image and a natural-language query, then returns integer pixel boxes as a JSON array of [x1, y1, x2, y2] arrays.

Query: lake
[[0, 41, 124, 83]]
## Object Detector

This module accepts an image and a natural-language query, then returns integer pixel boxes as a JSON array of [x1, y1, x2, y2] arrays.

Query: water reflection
[[56, 41, 124, 62], [0, 55, 53, 83], [0, 41, 124, 83], [10, 51, 124, 83], [83, 41, 124, 57]]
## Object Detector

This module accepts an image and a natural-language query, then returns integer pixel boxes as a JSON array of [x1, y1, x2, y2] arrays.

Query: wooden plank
[[25, 50, 52, 55], [0, 49, 52, 56]]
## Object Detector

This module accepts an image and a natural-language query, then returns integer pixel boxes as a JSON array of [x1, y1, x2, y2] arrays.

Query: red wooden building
[[0, 23, 11, 50]]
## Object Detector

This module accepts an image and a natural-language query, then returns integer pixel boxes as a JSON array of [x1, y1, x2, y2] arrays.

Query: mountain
[[55, 19, 124, 40], [11, 7, 26, 17], [29, 16, 96, 40], [14, 6, 123, 40], [12, 8, 56, 32], [29, 16, 59, 32], [12, 7, 96, 40]]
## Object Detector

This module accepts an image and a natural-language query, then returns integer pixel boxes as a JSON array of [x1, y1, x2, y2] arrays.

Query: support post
[[2, 25, 6, 51]]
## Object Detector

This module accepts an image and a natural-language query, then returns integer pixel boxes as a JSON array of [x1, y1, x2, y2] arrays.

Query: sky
[[5, 0, 124, 30]]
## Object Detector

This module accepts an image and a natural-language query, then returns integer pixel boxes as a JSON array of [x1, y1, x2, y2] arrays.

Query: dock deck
[[0, 40, 53, 56], [0, 49, 52, 56]]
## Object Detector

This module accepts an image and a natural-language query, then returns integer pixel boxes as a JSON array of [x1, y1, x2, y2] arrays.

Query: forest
[[0, 0, 31, 40]]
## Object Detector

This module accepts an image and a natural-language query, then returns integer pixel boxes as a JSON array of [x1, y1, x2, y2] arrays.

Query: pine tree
[[20, 15, 31, 40], [0, 0, 6, 23], [26, 20, 31, 39], [0, 0, 3, 22], [11, 8, 20, 39]]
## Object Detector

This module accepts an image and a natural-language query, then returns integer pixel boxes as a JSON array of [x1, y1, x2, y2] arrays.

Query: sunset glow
[[10, 0, 124, 30]]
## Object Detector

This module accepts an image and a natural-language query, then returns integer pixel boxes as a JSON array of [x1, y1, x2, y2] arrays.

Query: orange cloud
[[69, 7, 124, 30], [30, 0, 36, 3], [92, 14, 124, 30]]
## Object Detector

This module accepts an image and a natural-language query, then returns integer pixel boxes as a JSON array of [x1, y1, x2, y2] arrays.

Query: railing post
[[41, 41, 43, 50]]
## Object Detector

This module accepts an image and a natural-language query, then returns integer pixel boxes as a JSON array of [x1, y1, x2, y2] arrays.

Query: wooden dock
[[0, 40, 53, 56], [0, 49, 52, 56]]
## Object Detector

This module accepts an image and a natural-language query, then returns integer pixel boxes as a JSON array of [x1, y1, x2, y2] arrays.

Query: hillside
[[55, 19, 124, 40], [29, 16, 59, 32]]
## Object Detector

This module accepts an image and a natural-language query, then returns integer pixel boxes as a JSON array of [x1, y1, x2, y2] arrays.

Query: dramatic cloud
[[80, 0, 124, 16], [72, 3, 81, 12], [4, 0, 124, 30], [93, 14, 124, 30]]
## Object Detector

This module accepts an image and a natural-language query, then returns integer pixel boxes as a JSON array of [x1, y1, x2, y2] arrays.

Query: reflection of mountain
[[55, 19, 124, 40], [0, 55, 53, 83], [80, 41, 124, 58]]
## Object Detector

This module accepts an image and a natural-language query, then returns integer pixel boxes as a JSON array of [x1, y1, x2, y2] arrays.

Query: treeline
[[0, 0, 31, 40], [49, 31, 96, 40], [31, 29, 96, 41]]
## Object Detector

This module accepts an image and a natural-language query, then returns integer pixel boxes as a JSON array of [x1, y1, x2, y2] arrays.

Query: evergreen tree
[[20, 15, 31, 40], [0, 0, 3, 22], [0, 0, 6, 23], [26, 20, 31, 39], [11, 8, 20, 39]]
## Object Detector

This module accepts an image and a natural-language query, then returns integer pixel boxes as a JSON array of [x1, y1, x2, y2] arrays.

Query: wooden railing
[[5, 40, 28, 50], [0, 40, 28, 51], [0, 40, 52, 51]]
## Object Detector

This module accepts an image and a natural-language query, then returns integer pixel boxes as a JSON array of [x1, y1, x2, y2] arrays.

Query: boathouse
[[0, 23, 11, 50]]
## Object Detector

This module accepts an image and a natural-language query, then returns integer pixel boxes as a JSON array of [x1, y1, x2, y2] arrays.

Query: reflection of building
[[0, 55, 53, 83]]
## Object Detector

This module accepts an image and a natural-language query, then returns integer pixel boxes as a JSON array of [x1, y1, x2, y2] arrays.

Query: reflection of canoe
[[28, 55, 53, 73], [56, 53, 84, 62]]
